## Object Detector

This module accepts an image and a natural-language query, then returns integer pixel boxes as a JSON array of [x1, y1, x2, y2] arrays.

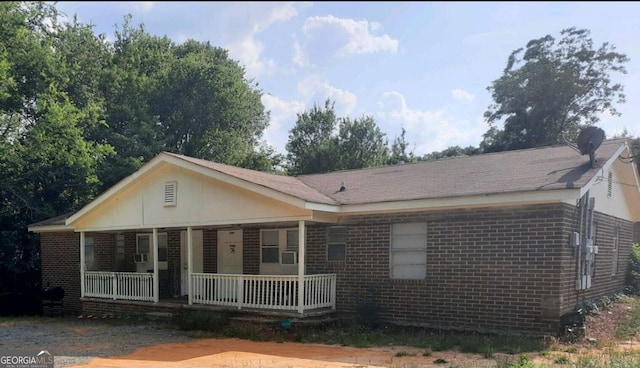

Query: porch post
[[153, 228, 159, 302], [187, 226, 193, 305], [297, 220, 305, 314], [80, 231, 85, 298]]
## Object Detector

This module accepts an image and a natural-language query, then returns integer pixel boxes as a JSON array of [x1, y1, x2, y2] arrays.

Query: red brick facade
[[40, 203, 639, 334]]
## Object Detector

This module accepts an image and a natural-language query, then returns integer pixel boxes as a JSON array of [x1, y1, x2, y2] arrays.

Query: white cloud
[[292, 40, 309, 68], [297, 75, 357, 115], [225, 3, 299, 78], [302, 15, 398, 58], [378, 91, 485, 155], [451, 89, 475, 102], [133, 2, 155, 11], [261, 94, 307, 153]]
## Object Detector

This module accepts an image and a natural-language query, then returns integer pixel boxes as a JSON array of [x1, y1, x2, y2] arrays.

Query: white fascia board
[[72, 215, 316, 233], [28, 224, 74, 233], [579, 143, 628, 198]]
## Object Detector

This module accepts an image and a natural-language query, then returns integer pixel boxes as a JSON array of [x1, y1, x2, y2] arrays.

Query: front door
[[180, 230, 203, 296], [217, 230, 243, 274]]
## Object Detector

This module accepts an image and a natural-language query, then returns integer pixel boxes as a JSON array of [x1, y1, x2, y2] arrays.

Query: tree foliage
[[482, 27, 629, 152], [0, 2, 278, 295], [285, 99, 391, 175]]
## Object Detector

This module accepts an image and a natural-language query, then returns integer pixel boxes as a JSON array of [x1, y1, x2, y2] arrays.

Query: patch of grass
[[495, 355, 546, 368], [433, 358, 448, 364], [564, 346, 579, 354], [554, 355, 571, 364], [615, 297, 640, 339], [575, 351, 640, 368], [171, 309, 229, 331]]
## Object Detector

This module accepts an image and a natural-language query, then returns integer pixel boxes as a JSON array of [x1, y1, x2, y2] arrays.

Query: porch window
[[390, 223, 427, 280], [327, 226, 346, 261], [136, 233, 168, 262], [261, 230, 280, 263]]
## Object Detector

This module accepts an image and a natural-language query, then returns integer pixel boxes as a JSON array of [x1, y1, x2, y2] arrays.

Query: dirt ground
[[1, 297, 632, 368], [63, 299, 640, 368]]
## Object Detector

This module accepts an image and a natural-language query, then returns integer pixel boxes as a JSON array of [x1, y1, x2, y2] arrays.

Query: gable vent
[[164, 181, 177, 207]]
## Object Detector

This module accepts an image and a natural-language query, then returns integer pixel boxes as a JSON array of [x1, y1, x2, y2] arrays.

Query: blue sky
[[55, 1, 640, 156]]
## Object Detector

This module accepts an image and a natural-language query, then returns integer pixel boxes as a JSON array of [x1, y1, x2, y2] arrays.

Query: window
[[286, 230, 299, 251], [164, 181, 177, 206], [612, 225, 619, 276], [261, 230, 280, 263], [327, 226, 347, 261], [136, 233, 167, 262], [390, 223, 427, 280], [84, 236, 95, 271]]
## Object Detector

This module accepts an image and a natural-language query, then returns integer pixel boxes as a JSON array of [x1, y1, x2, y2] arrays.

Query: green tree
[[482, 27, 629, 152], [335, 115, 389, 170], [286, 99, 339, 175], [286, 98, 391, 174], [154, 39, 271, 169], [388, 127, 416, 165], [421, 145, 480, 161]]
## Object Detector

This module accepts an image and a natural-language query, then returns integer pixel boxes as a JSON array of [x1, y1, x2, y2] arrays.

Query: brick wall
[[92, 233, 115, 271], [243, 228, 259, 275], [41, 232, 81, 314], [307, 204, 570, 335], [560, 206, 636, 314], [203, 229, 217, 273]]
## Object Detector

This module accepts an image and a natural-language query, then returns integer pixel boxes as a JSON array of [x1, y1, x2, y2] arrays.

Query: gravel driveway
[[0, 316, 192, 367]]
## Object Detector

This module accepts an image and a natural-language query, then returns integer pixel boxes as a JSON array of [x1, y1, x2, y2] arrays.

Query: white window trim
[[390, 223, 427, 280], [260, 228, 299, 265], [327, 226, 347, 261]]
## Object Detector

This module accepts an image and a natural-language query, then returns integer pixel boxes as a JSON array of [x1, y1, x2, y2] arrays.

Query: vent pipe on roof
[[339, 182, 346, 192]]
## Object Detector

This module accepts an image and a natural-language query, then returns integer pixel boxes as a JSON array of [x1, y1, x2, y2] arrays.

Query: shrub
[[624, 243, 640, 295]]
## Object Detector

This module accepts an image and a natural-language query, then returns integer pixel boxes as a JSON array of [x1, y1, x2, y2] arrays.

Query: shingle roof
[[297, 138, 626, 205], [169, 138, 627, 206], [28, 212, 74, 227], [165, 152, 339, 204]]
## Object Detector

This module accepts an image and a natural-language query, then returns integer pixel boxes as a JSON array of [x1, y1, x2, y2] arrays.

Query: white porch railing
[[191, 273, 336, 311], [84, 271, 154, 302]]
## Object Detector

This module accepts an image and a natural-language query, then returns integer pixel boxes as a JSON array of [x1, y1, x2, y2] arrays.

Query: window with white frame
[[136, 233, 168, 262], [261, 230, 280, 263], [390, 223, 427, 280], [260, 228, 300, 265], [327, 226, 347, 261]]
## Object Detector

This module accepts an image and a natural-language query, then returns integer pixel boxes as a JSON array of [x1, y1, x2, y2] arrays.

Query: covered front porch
[[79, 222, 337, 315]]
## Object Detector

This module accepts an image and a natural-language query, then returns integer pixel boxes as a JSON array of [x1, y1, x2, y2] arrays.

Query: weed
[[554, 355, 571, 364]]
